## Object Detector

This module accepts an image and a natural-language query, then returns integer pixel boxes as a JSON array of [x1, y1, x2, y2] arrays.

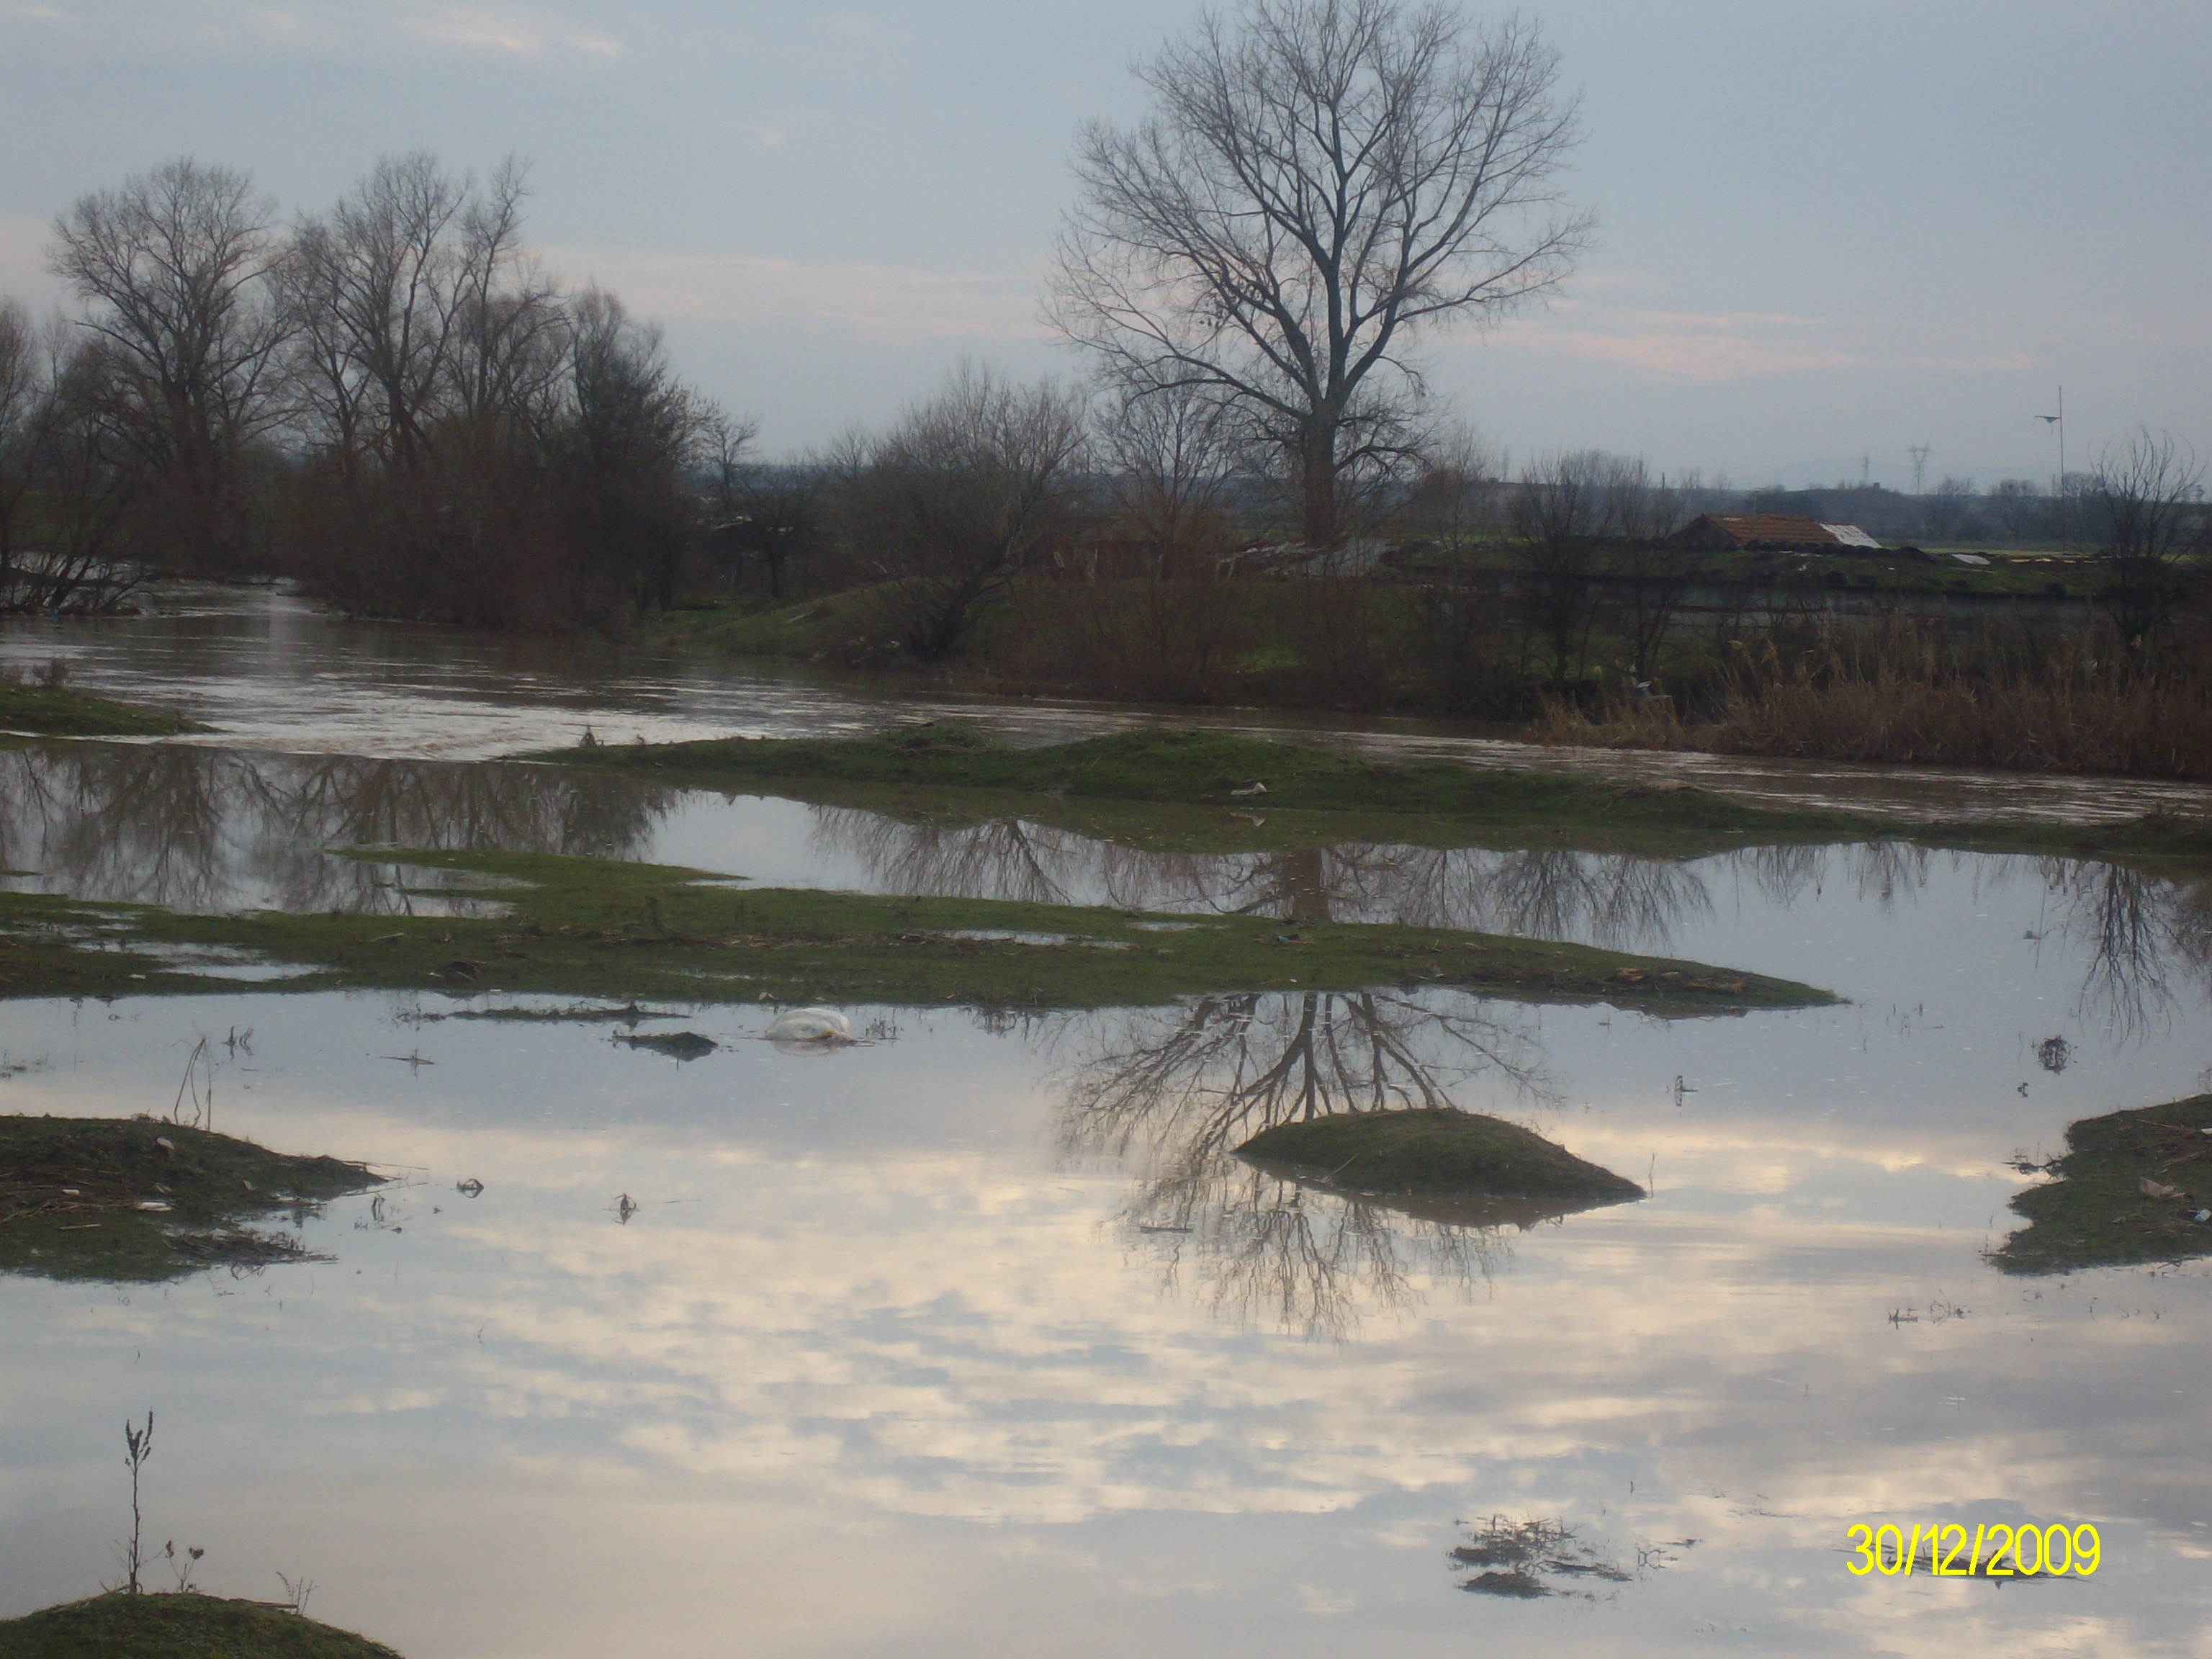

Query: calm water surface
[[1, 591, 2210, 1655]]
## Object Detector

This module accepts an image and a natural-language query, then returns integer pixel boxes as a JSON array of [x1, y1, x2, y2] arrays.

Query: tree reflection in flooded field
[[0, 745, 674, 913], [1048, 989, 1563, 1338]]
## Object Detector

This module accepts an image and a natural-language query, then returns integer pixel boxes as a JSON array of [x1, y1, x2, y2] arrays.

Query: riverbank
[[0, 846, 1833, 1014], [643, 580, 2212, 783], [0, 680, 200, 738]]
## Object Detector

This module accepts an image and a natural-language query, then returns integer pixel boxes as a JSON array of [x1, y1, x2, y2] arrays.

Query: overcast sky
[[3, 0, 2206, 487]]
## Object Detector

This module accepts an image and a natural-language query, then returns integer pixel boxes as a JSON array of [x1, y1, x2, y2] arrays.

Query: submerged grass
[[0, 848, 1834, 1015], [0, 1594, 402, 1659], [531, 722, 2212, 867], [0, 1115, 383, 1282], [1238, 1107, 1643, 1207], [1996, 1093, 2212, 1274]]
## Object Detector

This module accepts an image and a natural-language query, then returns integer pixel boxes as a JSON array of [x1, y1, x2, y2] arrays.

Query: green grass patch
[[0, 848, 1834, 1015], [531, 721, 2212, 866], [0, 1115, 383, 1282], [1995, 1093, 2212, 1274], [0, 1594, 401, 1659], [536, 722, 1861, 842], [0, 685, 202, 738], [1238, 1107, 1643, 1209]]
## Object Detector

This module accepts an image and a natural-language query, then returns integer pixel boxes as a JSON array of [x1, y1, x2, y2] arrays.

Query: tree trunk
[[1299, 422, 1338, 548]]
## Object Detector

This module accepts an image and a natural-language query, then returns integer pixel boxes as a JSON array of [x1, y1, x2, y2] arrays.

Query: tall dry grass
[[1536, 618, 2212, 781]]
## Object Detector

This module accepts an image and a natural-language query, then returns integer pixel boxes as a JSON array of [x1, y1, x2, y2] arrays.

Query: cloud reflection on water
[[1, 987, 2210, 1655]]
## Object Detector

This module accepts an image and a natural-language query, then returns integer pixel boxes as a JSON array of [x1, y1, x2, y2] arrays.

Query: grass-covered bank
[[0, 846, 1833, 1015], [1997, 1094, 2212, 1274], [0, 1115, 382, 1282], [0, 681, 200, 738], [0, 1594, 402, 1658], [531, 722, 2212, 867]]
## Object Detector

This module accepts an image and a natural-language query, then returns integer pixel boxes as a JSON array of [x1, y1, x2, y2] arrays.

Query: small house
[[1669, 513, 1880, 552]]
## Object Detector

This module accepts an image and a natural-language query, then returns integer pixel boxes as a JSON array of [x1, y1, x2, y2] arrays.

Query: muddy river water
[[1, 588, 2210, 1656]]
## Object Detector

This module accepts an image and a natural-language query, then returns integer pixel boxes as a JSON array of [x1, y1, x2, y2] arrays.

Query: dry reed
[[1537, 619, 2212, 781]]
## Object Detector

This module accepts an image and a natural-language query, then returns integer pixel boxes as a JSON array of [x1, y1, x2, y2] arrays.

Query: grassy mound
[[0, 685, 200, 738], [0, 1594, 401, 1658], [1237, 1107, 1644, 1205], [0, 1115, 383, 1282], [1996, 1094, 2212, 1273]]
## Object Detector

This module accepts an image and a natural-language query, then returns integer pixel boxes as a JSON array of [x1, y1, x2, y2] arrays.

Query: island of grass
[[529, 721, 2212, 866], [0, 680, 201, 738], [0, 1594, 401, 1659], [1995, 1093, 2212, 1273], [0, 1115, 384, 1282], [0, 846, 1834, 1015], [1238, 1107, 1644, 1214]]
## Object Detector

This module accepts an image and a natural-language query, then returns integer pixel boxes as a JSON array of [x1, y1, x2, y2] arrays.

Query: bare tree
[[1049, 0, 1591, 547], [563, 285, 708, 611], [1922, 475, 1976, 541], [1593, 455, 1697, 680], [1404, 418, 1505, 552], [1511, 448, 1604, 683], [0, 303, 142, 612], [47, 159, 289, 571], [2084, 428, 2207, 647], [1095, 377, 1245, 575], [842, 365, 1089, 660], [284, 153, 558, 474], [1987, 477, 2044, 544], [0, 301, 38, 561]]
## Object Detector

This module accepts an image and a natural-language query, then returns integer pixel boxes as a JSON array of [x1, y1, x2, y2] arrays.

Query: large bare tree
[[1049, 0, 1589, 547], [47, 158, 290, 571]]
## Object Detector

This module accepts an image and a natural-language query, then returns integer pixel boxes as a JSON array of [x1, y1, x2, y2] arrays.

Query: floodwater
[[3, 590, 2212, 1657], [4, 581, 2208, 823]]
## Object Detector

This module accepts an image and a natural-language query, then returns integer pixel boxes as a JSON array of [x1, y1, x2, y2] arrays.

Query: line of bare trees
[[4, 153, 727, 626]]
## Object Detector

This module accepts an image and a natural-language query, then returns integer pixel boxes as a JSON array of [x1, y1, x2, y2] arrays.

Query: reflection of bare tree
[[0, 746, 673, 913], [1152, 1161, 1509, 1341], [1047, 989, 1560, 1338], [1734, 840, 1936, 912], [2036, 858, 2212, 1042], [811, 807, 1712, 947], [1730, 841, 2212, 1042]]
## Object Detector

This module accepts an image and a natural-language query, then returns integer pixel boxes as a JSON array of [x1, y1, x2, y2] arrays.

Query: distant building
[[1669, 513, 1881, 552]]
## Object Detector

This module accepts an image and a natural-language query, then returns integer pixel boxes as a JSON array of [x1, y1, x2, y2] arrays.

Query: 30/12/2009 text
[[1848, 1522, 2100, 1578]]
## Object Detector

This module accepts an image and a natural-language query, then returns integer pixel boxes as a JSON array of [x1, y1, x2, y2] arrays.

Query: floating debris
[[765, 1007, 855, 1048]]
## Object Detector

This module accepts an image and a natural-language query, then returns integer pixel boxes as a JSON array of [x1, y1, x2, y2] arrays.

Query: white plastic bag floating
[[765, 1006, 855, 1052]]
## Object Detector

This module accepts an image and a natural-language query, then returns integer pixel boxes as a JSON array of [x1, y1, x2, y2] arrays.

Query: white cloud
[[392, 3, 623, 58]]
